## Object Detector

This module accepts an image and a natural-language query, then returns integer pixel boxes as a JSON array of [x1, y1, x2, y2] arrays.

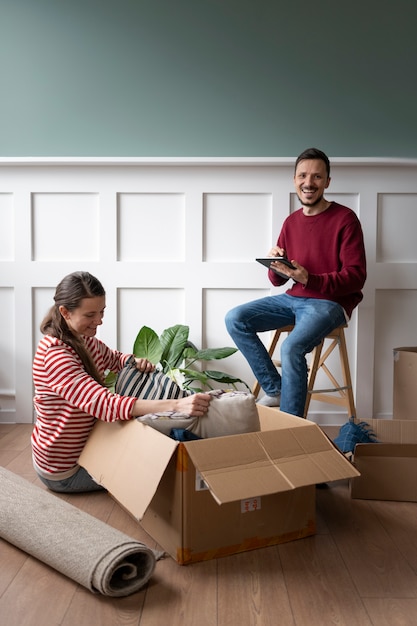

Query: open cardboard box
[[351, 419, 417, 501], [79, 406, 358, 564]]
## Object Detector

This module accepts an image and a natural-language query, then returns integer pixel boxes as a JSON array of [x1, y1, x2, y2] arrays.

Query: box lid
[[79, 419, 179, 520], [184, 416, 359, 505]]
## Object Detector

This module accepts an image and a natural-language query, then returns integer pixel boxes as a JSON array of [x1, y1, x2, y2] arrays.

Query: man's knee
[[280, 333, 305, 360], [225, 307, 241, 332]]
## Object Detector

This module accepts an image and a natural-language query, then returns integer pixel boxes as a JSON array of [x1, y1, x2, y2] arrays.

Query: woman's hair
[[41, 271, 106, 383], [295, 147, 331, 178]]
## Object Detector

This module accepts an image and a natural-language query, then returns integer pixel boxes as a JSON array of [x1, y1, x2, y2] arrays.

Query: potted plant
[[106, 324, 249, 393]]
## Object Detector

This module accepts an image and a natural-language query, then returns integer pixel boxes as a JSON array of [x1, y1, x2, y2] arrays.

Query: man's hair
[[295, 148, 330, 178]]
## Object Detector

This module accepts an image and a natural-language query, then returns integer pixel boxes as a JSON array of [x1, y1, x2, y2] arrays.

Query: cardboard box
[[79, 406, 359, 564], [393, 347, 417, 420], [351, 419, 417, 501]]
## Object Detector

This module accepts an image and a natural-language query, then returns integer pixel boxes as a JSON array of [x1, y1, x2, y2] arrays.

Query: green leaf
[[104, 370, 117, 392], [204, 370, 251, 390], [131, 323, 250, 392], [192, 347, 237, 361], [133, 326, 163, 364], [179, 368, 210, 392], [160, 325, 190, 371], [179, 367, 250, 391], [183, 346, 198, 360], [180, 368, 208, 384]]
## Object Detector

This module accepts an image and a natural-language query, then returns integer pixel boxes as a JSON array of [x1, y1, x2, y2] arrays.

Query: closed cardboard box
[[80, 406, 358, 564], [393, 347, 417, 420]]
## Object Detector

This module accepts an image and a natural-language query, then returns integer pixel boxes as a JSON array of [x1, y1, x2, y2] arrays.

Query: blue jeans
[[225, 294, 346, 417], [37, 466, 105, 493]]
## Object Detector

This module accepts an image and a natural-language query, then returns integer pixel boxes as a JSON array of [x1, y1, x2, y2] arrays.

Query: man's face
[[294, 159, 330, 207]]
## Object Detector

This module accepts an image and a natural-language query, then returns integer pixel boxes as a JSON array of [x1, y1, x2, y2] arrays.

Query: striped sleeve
[[39, 341, 135, 422], [31, 336, 136, 475]]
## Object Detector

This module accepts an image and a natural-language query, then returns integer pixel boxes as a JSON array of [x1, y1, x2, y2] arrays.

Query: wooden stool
[[252, 324, 356, 419]]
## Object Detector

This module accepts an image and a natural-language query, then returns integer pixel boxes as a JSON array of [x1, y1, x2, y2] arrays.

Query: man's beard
[[296, 192, 324, 207]]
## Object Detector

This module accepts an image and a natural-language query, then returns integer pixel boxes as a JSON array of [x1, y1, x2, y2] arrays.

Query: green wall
[[1, 0, 416, 157]]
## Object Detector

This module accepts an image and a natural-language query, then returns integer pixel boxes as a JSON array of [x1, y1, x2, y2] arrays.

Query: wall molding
[[1, 160, 417, 424], [1, 157, 417, 167]]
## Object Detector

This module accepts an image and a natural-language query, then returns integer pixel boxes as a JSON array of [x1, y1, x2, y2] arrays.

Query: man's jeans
[[225, 294, 346, 417]]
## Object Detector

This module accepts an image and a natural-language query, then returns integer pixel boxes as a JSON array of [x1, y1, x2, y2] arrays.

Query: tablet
[[256, 257, 296, 270]]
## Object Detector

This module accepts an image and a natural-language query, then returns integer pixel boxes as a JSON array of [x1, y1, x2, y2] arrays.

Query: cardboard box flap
[[257, 407, 315, 431], [394, 346, 417, 354], [258, 427, 359, 484], [259, 424, 333, 456], [185, 433, 292, 504], [354, 442, 417, 458], [367, 419, 417, 444], [185, 424, 359, 505], [351, 442, 417, 502], [79, 419, 178, 520]]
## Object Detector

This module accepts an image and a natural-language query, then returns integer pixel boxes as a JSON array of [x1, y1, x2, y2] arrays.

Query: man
[[225, 147, 366, 417]]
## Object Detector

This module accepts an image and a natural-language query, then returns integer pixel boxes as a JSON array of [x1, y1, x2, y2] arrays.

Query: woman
[[31, 271, 211, 493]]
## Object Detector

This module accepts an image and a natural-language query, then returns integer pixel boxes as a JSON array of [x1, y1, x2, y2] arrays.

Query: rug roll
[[0, 467, 157, 596]]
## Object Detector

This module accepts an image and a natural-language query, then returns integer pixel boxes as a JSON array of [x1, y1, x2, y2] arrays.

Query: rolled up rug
[[0, 467, 158, 597]]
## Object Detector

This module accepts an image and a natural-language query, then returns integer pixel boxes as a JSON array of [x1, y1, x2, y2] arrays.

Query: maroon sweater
[[268, 202, 367, 318]]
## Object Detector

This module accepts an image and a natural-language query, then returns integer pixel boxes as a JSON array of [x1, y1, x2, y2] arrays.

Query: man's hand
[[273, 259, 308, 285], [268, 252, 309, 285]]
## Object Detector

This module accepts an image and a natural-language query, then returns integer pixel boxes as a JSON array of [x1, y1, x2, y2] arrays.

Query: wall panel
[[1, 158, 416, 424]]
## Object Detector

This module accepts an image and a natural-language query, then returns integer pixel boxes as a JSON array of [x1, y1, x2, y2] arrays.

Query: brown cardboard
[[79, 406, 359, 564], [140, 447, 316, 564], [365, 418, 417, 443], [351, 418, 417, 501], [393, 347, 417, 420]]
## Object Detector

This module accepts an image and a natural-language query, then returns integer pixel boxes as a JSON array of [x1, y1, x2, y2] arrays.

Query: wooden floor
[[2, 424, 417, 626]]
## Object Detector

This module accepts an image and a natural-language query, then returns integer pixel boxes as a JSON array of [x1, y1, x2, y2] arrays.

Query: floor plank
[[317, 482, 417, 598], [62, 585, 146, 626], [217, 547, 295, 626], [2, 423, 417, 626], [0, 557, 77, 626], [279, 534, 372, 626], [371, 499, 417, 571], [140, 558, 218, 626], [0, 424, 32, 450], [362, 598, 417, 626], [0, 541, 28, 597]]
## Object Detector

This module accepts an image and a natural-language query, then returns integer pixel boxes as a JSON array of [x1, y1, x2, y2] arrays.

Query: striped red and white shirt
[[32, 335, 136, 478]]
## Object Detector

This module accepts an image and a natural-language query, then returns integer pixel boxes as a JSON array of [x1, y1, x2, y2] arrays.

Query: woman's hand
[[132, 391, 211, 418], [174, 393, 211, 417], [134, 358, 155, 373]]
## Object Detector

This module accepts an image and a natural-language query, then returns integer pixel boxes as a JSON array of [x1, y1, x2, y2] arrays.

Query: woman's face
[[60, 296, 106, 338]]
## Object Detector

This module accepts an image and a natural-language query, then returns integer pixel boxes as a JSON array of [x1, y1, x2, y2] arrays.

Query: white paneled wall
[[1, 158, 417, 425]]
